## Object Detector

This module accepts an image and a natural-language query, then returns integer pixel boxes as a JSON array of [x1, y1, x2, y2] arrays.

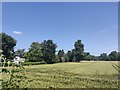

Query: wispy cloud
[[13, 31, 22, 35]]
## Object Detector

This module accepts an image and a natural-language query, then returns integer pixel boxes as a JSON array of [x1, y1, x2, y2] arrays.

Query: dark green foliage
[[83, 51, 119, 61], [1, 32, 118, 62], [71, 49, 76, 61], [109, 51, 118, 61], [64, 54, 69, 62], [41, 40, 57, 64], [0, 32, 17, 60], [89, 55, 97, 61], [95, 51, 119, 61], [57, 49, 65, 62], [66, 51, 73, 62], [64, 49, 77, 62], [54, 55, 61, 63], [83, 52, 91, 60], [99, 53, 108, 60], [24, 42, 42, 62], [24, 40, 57, 63], [74, 40, 84, 62], [23, 61, 46, 66]]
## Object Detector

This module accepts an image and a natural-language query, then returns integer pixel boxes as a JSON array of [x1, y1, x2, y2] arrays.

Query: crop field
[[1, 61, 120, 88]]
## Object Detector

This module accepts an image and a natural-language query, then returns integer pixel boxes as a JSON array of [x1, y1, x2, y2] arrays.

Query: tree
[[54, 54, 60, 63], [74, 40, 84, 62], [41, 40, 57, 64], [66, 50, 73, 62], [109, 51, 118, 61], [0, 32, 17, 60], [83, 52, 90, 60], [64, 53, 69, 62], [99, 53, 108, 60], [57, 49, 65, 62], [15, 49, 25, 58], [71, 49, 76, 62], [25, 42, 42, 62], [89, 55, 96, 61]]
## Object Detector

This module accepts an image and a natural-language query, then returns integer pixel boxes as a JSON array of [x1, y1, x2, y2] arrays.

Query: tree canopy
[[74, 40, 84, 62], [57, 49, 65, 62], [0, 32, 17, 60], [1, 32, 119, 63], [24, 42, 42, 62], [41, 40, 57, 64]]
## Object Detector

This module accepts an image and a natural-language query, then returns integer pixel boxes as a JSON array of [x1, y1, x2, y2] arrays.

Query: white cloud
[[13, 31, 22, 35]]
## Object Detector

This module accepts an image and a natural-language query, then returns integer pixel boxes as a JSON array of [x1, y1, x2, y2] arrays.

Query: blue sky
[[2, 2, 118, 55]]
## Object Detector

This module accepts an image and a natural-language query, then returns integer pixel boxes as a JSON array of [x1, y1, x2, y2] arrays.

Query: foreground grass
[[2, 61, 119, 88]]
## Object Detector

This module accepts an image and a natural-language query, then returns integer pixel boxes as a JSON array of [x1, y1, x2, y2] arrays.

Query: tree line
[[0, 32, 120, 64]]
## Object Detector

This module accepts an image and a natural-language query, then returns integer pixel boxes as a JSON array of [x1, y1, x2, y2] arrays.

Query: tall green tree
[[41, 40, 57, 64], [74, 40, 84, 62], [64, 53, 69, 62], [57, 49, 65, 62], [66, 50, 73, 62], [0, 32, 17, 60], [71, 49, 76, 62], [25, 42, 42, 62], [109, 51, 118, 61]]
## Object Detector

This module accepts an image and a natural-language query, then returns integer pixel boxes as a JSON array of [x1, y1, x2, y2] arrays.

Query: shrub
[[23, 61, 46, 66]]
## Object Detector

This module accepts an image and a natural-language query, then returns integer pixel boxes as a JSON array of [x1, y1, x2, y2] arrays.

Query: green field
[[2, 61, 119, 88]]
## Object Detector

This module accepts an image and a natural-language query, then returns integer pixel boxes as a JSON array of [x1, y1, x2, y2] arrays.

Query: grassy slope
[[2, 61, 119, 88]]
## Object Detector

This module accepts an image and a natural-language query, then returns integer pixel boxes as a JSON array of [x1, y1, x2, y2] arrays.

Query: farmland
[[2, 61, 119, 88]]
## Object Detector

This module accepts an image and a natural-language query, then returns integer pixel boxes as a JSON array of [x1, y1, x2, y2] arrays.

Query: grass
[[1, 61, 119, 88]]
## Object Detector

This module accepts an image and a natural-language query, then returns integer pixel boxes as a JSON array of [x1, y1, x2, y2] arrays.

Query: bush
[[2, 60, 47, 66], [23, 61, 46, 66]]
